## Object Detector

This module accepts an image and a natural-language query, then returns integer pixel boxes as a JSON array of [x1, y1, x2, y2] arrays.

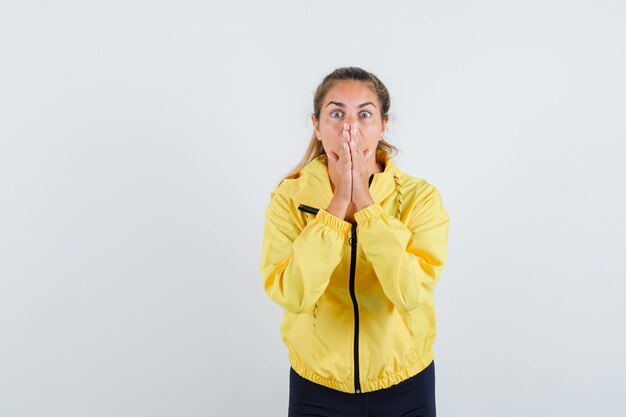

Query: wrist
[[326, 196, 350, 220], [354, 197, 375, 212]]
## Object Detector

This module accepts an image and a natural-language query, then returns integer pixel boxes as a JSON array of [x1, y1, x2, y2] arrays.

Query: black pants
[[288, 360, 436, 417]]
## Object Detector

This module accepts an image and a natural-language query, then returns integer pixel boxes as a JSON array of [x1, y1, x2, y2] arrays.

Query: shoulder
[[263, 173, 315, 233], [387, 160, 447, 217], [388, 161, 441, 200], [264, 171, 311, 222], [268, 155, 328, 208], [268, 174, 304, 205]]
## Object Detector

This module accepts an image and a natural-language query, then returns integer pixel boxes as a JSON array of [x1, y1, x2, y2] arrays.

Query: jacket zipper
[[348, 223, 361, 393], [297, 203, 361, 394]]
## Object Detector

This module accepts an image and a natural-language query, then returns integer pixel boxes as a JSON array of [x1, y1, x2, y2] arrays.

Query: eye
[[360, 111, 372, 119], [331, 111, 343, 118]]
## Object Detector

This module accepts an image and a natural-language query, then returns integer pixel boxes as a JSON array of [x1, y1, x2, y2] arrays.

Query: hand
[[347, 122, 375, 211], [327, 123, 352, 205]]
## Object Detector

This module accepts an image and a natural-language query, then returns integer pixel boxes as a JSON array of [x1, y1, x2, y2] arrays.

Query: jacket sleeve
[[260, 192, 352, 314], [353, 185, 450, 312]]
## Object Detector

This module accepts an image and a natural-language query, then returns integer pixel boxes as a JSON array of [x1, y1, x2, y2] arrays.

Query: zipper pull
[[348, 224, 356, 246], [297, 204, 319, 215]]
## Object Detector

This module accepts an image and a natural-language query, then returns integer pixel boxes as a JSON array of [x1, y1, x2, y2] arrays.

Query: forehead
[[324, 80, 377, 104]]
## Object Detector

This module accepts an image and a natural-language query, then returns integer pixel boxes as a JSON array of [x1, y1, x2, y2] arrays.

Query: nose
[[345, 114, 358, 128]]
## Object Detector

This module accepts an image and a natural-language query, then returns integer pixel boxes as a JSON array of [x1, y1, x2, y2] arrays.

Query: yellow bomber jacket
[[259, 153, 450, 394]]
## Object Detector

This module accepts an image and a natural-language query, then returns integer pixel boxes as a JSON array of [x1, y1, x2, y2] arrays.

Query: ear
[[380, 116, 388, 140], [311, 114, 321, 140]]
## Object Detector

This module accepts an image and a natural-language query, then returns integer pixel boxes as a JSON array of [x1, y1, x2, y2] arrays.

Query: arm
[[260, 192, 352, 314], [353, 185, 450, 312]]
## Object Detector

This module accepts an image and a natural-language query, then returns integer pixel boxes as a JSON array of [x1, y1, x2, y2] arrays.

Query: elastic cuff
[[316, 209, 352, 235], [354, 203, 384, 224]]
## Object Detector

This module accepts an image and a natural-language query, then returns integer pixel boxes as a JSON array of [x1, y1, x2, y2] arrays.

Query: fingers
[[351, 122, 374, 162], [348, 123, 362, 170], [333, 132, 347, 178], [328, 125, 350, 163], [355, 122, 372, 159], [342, 124, 352, 167]]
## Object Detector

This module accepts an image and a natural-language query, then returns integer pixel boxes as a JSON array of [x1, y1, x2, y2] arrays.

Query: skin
[[312, 80, 388, 222]]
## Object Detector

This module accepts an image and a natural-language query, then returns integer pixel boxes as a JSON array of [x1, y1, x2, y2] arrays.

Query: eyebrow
[[325, 101, 377, 109]]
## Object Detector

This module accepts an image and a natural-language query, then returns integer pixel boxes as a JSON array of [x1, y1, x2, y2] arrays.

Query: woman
[[259, 67, 450, 417]]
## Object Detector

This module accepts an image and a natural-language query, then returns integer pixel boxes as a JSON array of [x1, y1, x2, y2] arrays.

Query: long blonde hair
[[277, 67, 400, 188]]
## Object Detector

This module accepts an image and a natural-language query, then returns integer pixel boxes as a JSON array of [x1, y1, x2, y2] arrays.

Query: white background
[[1, 1, 625, 416]]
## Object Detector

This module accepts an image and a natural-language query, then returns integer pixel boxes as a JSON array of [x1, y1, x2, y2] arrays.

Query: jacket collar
[[294, 153, 398, 210]]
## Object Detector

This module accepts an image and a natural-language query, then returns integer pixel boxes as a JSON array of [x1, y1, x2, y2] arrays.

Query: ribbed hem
[[289, 354, 352, 393], [288, 348, 435, 394], [353, 203, 384, 225], [361, 349, 434, 392], [316, 208, 352, 235]]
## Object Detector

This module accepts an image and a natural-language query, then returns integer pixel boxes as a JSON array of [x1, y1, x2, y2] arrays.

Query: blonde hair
[[277, 67, 400, 188]]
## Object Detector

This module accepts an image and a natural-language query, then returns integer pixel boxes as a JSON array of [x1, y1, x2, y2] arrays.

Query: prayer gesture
[[326, 122, 377, 215], [345, 122, 375, 211]]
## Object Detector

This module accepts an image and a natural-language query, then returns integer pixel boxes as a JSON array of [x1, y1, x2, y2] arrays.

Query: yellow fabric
[[260, 153, 450, 394]]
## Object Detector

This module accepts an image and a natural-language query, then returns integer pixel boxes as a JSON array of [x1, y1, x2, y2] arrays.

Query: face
[[312, 80, 387, 169]]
